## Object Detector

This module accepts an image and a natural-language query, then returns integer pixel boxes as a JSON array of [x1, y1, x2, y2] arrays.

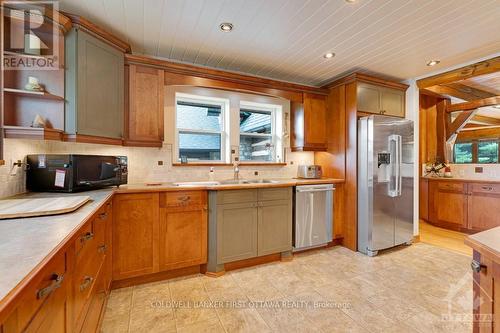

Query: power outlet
[[475, 167, 483, 173]]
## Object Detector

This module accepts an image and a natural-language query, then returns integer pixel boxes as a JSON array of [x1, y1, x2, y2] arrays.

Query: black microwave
[[27, 154, 127, 192]]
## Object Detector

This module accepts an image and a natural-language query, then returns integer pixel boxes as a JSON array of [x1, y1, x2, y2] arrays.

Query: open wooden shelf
[[3, 50, 53, 60], [3, 88, 64, 101], [3, 126, 64, 141]]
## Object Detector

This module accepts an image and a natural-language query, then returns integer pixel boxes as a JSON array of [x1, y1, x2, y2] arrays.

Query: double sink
[[173, 179, 279, 187]]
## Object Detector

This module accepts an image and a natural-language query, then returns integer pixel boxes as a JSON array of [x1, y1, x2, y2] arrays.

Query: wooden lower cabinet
[[425, 179, 500, 232], [113, 191, 208, 280], [159, 193, 208, 271], [1, 199, 113, 333], [112, 193, 160, 280]]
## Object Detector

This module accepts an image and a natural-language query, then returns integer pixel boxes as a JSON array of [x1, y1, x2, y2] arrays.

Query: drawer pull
[[80, 276, 94, 291], [471, 260, 486, 273], [99, 212, 108, 219], [98, 244, 108, 253], [178, 196, 191, 202], [80, 232, 94, 243], [37, 274, 64, 299], [481, 186, 493, 191]]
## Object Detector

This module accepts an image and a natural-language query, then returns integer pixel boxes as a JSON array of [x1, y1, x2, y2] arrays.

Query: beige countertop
[[0, 189, 114, 308], [0, 177, 343, 307], [422, 176, 500, 184], [116, 178, 344, 193], [465, 227, 500, 261]]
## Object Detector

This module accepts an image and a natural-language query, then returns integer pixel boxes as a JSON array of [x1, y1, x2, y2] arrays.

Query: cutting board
[[0, 196, 91, 219]]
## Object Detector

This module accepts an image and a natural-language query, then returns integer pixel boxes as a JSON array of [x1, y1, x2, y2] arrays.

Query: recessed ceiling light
[[219, 23, 233, 32], [494, 105, 500, 109], [345, 0, 356, 3], [426, 60, 440, 66], [324, 52, 335, 59]]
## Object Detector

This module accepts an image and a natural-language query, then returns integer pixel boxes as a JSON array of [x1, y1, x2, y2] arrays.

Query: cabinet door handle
[[37, 274, 64, 299], [471, 260, 486, 273], [98, 244, 108, 253], [80, 276, 94, 292], [481, 186, 493, 191], [80, 232, 94, 243]]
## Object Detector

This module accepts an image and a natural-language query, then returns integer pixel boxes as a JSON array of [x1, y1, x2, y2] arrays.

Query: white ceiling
[[59, 0, 500, 87]]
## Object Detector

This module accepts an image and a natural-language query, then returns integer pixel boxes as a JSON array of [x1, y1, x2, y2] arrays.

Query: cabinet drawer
[[469, 183, 500, 194], [438, 182, 465, 193], [258, 188, 291, 201], [216, 189, 258, 205], [160, 191, 206, 208], [80, 265, 107, 333], [12, 253, 66, 332]]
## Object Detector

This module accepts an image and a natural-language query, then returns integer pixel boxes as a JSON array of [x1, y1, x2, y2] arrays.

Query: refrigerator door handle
[[388, 134, 402, 197]]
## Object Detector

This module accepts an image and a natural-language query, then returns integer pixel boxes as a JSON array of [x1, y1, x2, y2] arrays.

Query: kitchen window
[[175, 94, 229, 163], [239, 102, 282, 162], [454, 140, 499, 164]]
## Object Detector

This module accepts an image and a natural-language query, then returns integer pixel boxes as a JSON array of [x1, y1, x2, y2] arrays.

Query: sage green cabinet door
[[357, 83, 381, 114], [380, 88, 405, 117], [257, 199, 292, 256], [217, 202, 258, 263], [66, 28, 124, 138]]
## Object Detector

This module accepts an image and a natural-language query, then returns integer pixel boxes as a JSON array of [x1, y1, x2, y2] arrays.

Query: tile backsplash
[[448, 163, 500, 180], [0, 139, 315, 198]]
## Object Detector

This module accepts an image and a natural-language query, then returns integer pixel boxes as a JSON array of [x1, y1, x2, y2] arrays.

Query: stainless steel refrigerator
[[358, 115, 414, 256]]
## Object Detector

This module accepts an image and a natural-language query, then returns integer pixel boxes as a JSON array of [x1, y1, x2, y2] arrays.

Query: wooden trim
[[413, 235, 421, 243], [122, 139, 162, 148], [110, 265, 201, 290], [321, 72, 409, 91], [61, 12, 131, 53], [63, 133, 123, 146], [172, 163, 233, 167], [447, 96, 500, 112], [223, 253, 282, 272], [238, 162, 287, 166], [417, 56, 500, 89], [125, 54, 328, 96], [0, 160, 5, 166], [3, 126, 64, 141]]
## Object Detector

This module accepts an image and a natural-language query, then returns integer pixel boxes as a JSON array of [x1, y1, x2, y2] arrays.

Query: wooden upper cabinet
[[291, 93, 327, 151], [124, 64, 164, 147], [112, 193, 159, 280], [357, 82, 405, 117], [65, 28, 124, 140]]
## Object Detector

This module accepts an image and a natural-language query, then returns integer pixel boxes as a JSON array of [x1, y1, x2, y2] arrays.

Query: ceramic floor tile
[[101, 243, 473, 333]]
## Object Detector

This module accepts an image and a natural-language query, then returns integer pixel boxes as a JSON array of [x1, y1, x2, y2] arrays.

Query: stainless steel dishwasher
[[293, 184, 334, 251]]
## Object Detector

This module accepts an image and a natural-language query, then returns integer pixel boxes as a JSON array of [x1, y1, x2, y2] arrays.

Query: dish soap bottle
[[209, 167, 215, 181]]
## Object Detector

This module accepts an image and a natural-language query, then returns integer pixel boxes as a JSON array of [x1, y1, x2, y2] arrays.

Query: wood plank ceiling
[[59, 0, 500, 87]]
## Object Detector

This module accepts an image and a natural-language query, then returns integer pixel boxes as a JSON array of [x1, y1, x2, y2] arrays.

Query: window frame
[[454, 138, 500, 164], [174, 93, 230, 164], [238, 101, 283, 163]]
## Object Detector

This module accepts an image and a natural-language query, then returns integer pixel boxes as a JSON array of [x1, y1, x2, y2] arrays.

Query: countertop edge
[[421, 176, 500, 184], [0, 191, 114, 315], [465, 227, 500, 262]]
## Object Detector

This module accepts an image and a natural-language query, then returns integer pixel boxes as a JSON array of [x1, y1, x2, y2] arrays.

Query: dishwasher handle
[[296, 188, 336, 193]]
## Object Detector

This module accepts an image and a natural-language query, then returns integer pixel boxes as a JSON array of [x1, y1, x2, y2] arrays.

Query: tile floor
[[101, 243, 473, 333]]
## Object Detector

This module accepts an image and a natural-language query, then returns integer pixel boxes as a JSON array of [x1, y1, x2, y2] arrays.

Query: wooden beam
[[471, 115, 500, 126], [435, 99, 450, 161], [447, 109, 477, 140], [417, 56, 500, 88], [447, 96, 500, 112], [426, 83, 495, 101], [457, 127, 500, 141]]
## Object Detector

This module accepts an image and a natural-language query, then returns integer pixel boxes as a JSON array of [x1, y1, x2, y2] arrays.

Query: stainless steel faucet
[[233, 161, 240, 180]]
